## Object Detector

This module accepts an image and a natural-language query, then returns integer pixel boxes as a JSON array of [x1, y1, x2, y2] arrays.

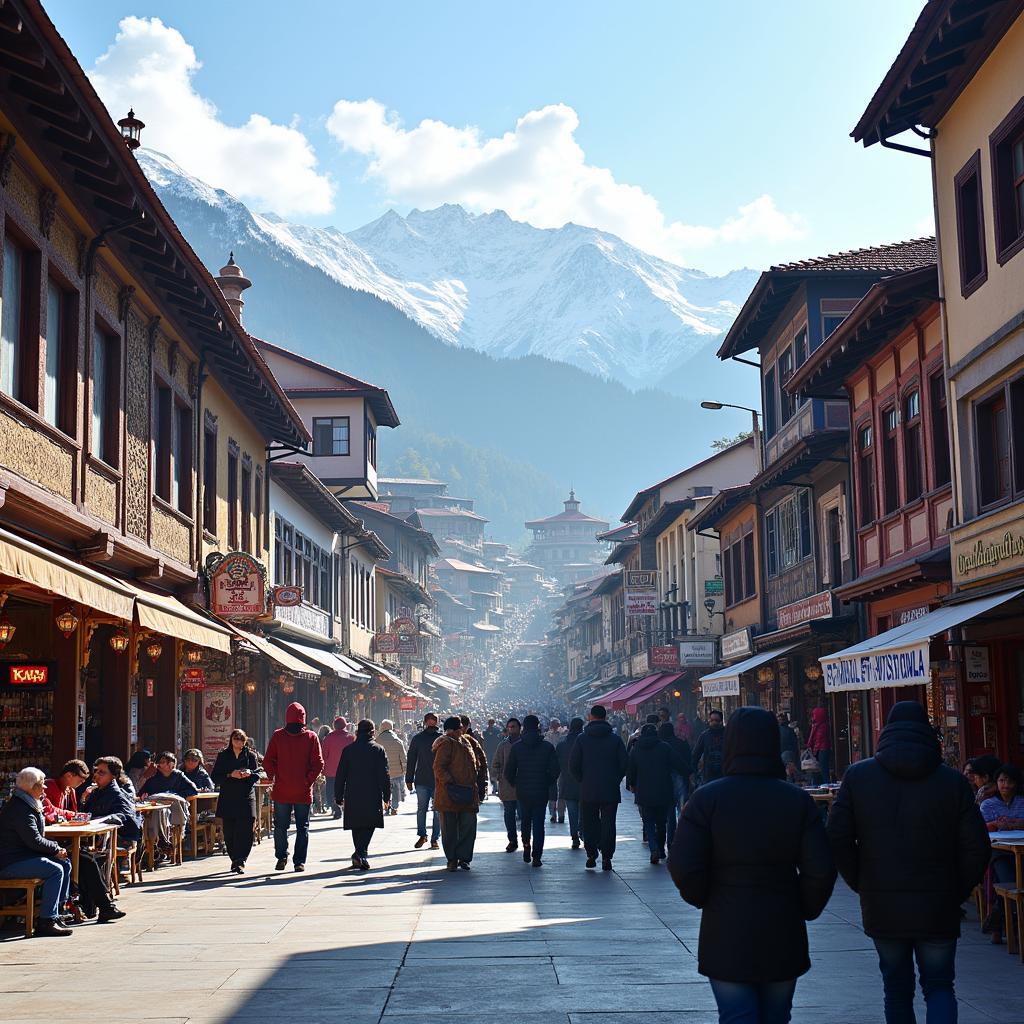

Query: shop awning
[[699, 643, 802, 698], [424, 671, 465, 692], [228, 626, 319, 678], [125, 584, 232, 654], [352, 655, 406, 689], [566, 677, 598, 699], [819, 589, 1024, 693], [625, 672, 684, 713], [275, 637, 369, 683], [0, 526, 134, 620], [605, 674, 662, 710]]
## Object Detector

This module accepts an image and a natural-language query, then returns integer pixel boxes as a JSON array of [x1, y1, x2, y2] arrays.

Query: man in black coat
[[669, 707, 836, 1021], [827, 701, 990, 1023], [481, 719, 503, 794], [692, 708, 725, 783], [568, 704, 628, 871], [556, 718, 584, 849], [505, 715, 559, 866], [336, 720, 391, 871], [628, 723, 675, 863], [405, 713, 442, 849]]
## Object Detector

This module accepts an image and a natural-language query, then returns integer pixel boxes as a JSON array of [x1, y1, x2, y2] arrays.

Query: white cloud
[[327, 100, 805, 264], [89, 17, 333, 217]]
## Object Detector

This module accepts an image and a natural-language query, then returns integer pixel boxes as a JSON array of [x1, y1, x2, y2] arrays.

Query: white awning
[[227, 626, 319, 678], [351, 655, 405, 689], [425, 671, 464, 692], [275, 637, 369, 683], [820, 589, 1024, 692], [699, 642, 802, 698], [126, 584, 232, 654]]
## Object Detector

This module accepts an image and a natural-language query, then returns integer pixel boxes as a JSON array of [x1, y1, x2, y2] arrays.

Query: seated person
[[126, 749, 155, 793], [182, 749, 215, 792], [0, 767, 73, 937], [80, 757, 142, 847], [979, 763, 1024, 944], [45, 760, 90, 815], [137, 752, 197, 841]]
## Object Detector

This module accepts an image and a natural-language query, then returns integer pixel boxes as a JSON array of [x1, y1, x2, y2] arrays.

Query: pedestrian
[[263, 701, 325, 872], [492, 717, 523, 851], [964, 755, 1002, 805], [627, 723, 674, 864], [657, 707, 671, 726], [569, 704, 628, 871], [321, 717, 354, 820], [778, 713, 799, 783], [557, 718, 585, 850], [675, 712, 693, 742], [980, 763, 1024, 943], [406, 713, 442, 850], [657, 721, 691, 845], [459, 715, 488, 790], [692, 708, 725, 784], [807, 707, 832, 783], [670, 706, 837, 1024], [505, 715, 560, 866], [335, 719, 391, 871], [211, 728, 263, 874], [433, 716, 485, 871], [376, 719, 407, 814], [482, 718, 503, 795], [827, 701, 990, 1022]]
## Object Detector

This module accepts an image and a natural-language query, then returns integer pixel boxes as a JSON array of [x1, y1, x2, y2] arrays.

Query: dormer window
[[313, 416, 350, 456]]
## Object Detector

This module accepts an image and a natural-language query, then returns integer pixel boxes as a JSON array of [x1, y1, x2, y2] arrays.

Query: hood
[[638, 728, 661, 750], [568, 718, 584, 735], [334, 716, 347, 730], [723, 706, 784, 778], [657, 723, 676, 744], [811, 707, 828, 726], [584, 719, 613, 738], [286, 702, 307, 725], [875, 720, 941, 780], [520, 729, 543, 748]]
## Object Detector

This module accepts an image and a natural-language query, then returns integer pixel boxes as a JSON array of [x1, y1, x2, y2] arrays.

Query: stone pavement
[[1, 795, 1020, 1024]]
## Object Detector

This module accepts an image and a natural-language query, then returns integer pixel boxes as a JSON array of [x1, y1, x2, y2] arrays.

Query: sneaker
[[275, 857, 288, 871], [430, 840, 440, 850], [414, 836, 427, 849], [36, 918, 73, 937], [585, 856, 597, 869], [294, 863, 305, 873], [505, 840, 518, 852], [602, 860, 613, 871], [458, 860, 471, 870], [98, 906, 127, 923], [532, 858, 542, 867]]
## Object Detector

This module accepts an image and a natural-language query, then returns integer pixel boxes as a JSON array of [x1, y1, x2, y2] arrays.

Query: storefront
[[698, 639, 801, 716]]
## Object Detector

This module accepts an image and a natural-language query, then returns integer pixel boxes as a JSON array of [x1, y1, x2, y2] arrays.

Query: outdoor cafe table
[[990, 830, 1024, 889], [45, 821, 118, 888], [188, 792, 221, 859]]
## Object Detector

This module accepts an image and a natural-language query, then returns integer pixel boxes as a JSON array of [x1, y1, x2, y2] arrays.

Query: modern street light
[[701, 400, 763, 474]]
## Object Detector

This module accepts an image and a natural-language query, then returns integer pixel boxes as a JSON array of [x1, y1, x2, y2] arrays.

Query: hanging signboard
[[964, 645, 990, 684], [201, 685, 235, 764], [701, 675, 740, 698], [704, 577, 724, 597], [721, 627, 753, 662], [271, 585, 303, 608], [130, 693, 138, 744], [649, 645, 681, 670], [821, 643, 929, 693], [679, 639, 717, 668], [206, 551, 268, 619], [0, 662, 56, 690], [375, 632, 399, 654], [181, 667, 207, 692], [777, 591, 834, 631], [398, 695, 417, 711], [624, 569, 658, 618]]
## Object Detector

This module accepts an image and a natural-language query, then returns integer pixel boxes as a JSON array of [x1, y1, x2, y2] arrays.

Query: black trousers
[[580, 801, 619, 860], [221, 815, 255, 867], [75, 852, 114, 916], [351, 827, 376, 858]]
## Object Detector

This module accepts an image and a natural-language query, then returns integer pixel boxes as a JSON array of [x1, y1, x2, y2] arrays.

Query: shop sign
[[272, 585, 303, 608], [1, 662, 55, 689], [649, 645, 681, 670], [777, 591, 834, 631], [398, 695, 417, 711], [207, 551, 268, 619], [897, 606, 930, 625], [679, 639, 717, 668], [76, 688, 86, 753], [601, 660, 620, 681], [821, 643, 929, 693], [954, 528, 1024, 582], [964, 645, 990, 683], [130, 693, 138, 744], [702, 675, 740, 697], [630, 651, 649, 676], [201, 685, 235, 764], [704, 577, 724, 597], [721, 627, 753, 662], [181, 667, 206, 692], [145, 678, 155, 698], [624, 569, 658, 618], [375, 632, 399, 654]]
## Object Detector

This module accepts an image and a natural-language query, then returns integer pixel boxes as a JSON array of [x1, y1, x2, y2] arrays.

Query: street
[[1, 797, 1020, 1024]]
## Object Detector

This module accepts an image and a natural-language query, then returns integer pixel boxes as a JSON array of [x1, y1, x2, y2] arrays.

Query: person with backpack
[[692, 708, 725, 784], [627, 723, 675, 864], [504, 715, 559, 866]]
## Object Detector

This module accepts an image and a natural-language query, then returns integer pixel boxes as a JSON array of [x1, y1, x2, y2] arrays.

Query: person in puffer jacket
[[321, 717, 354, 820]]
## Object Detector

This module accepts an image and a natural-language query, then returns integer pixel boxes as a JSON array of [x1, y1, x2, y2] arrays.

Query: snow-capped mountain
[[140, 150, 755, 393]]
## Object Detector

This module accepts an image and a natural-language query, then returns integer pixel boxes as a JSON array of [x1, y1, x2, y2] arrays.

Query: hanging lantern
[[0, 614, 14, 648], [243, 678, 257, 695], [672, 689, 682, 698], [145, 637, 164, 661], [756, 665, 774, 686], [280, 677, 295, 695], [55, 605, 79, 638], [109, 628, 130, 654], [804, 663, 823, 681], [117, 108, 145, 151], [185, 646, 204, 665]]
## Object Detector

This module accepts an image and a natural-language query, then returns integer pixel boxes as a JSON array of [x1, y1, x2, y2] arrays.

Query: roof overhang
[[638, 499, 695, 540], [687, 485, 754, 534], [750, 431, 849, 492], [834, 547, 951, 603], [271, 462, 359, 533]]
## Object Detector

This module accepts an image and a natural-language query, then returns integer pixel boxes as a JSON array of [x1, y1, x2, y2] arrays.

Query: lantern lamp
[[672, 689, 682, 698], [804, 663, 823, 681], [756, 665, 774, 685], [0, 613, 14, 648], [185, 647, 203, 665], [243, 678, 257, 695], [145, 638, 163, 661], [55, 605, 79, 638], [109, 628, 130, 654], [117, 108, 145, 151], [281, 678, 295, 695]]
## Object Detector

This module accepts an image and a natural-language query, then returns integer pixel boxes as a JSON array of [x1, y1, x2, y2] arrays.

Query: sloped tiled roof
[[770, 238, 937, 274]]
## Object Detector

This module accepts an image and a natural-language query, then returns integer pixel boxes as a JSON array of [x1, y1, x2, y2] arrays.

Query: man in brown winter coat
[[433, 717, 486, 871]]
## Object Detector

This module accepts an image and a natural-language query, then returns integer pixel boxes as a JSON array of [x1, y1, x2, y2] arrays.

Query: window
[[794, 328, 808, 368], [154, 384, 172, 501], [763, 366, 777, 439], [227, 444, 239, 548], [930, 372, 951, 488], [254, 467, 264, 552], [44, 279, 70, 430], [977, 391, 1011, 507], [1, 234, 25, 400], [765, 493, 812, 577], [202, 423, 217, 533], [312, 416, 350, 456], [904, 389, 923, 503], [777, 348, 794, 424], [990, 98, 1024, 265], [882, 405, 899, 515], [724, 527, 756, 607], [823, 314, 846, 338], [366, 420, 377, 468], [743, 533, 755, 598], [91, 325, 119, 466], [241, 459, 252, 552], [857, 424, 876, 527], [173, 404, 192, 514], [954, 151, 987, 296], [274, 516, 332, 611]]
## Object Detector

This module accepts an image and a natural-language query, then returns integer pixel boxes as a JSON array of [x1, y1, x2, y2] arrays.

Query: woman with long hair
[[334, 719, 390, 871], [211, 728, 263, 873]]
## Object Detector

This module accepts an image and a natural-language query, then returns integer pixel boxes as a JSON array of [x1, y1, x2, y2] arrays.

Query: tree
[[710, 430, 753, 451]]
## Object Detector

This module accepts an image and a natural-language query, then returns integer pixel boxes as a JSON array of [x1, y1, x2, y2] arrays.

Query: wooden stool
[[0, 878, 43, 938], [116, 844, 142, 886], [169, 824, 184, 865], [994, 884, 1023, 959]]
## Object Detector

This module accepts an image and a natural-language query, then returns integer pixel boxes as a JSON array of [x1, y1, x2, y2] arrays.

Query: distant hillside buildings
[[525, 491, 610, 584]]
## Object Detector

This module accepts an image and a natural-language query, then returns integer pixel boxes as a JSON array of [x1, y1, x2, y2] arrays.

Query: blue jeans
[[0, 856, 72, 920], [565, 798, 581, 841], [390, 778, 404, 808], [709, 978, 797, 1024], [502, 800, 519, 841], [415, 783, 440, 841], [641, 804, 668, 856], [519, 801, 547, 860], [873, 938, 957, 1024], [816, 749, 832, 784], [273, 802, 311, 865]]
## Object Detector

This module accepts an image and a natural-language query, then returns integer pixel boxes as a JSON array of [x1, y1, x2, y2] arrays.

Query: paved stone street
[[1, 797, 1020, 1024]]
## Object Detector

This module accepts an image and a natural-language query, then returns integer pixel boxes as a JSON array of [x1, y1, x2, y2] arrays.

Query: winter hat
[[723, 706, 784, 779], [887, 700, 928, 725], [522, 714, 541, 732], [286, 702, 307, 725], [334, 716, 348, 730]]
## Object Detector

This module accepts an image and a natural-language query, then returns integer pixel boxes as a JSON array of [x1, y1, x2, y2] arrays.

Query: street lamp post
[[701, 400, 763, 474]]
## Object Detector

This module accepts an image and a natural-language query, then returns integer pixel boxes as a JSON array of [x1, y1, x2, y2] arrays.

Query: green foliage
[[710, 430, 753, 451]]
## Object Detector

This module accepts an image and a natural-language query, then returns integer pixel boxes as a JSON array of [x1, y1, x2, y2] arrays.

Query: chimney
[[214, 252, 252, 325]]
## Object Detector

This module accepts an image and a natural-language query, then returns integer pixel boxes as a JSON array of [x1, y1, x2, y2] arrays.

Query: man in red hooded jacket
[[321, 717, 355, 820], [263, 702, 324, 871]]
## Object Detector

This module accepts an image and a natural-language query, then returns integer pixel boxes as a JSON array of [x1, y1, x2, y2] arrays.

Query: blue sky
[[46, 0, 932, 275]]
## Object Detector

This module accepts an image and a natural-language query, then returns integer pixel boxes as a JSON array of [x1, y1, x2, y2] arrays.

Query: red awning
[[609, 673, 664, 711], [625, 672, 684, 714]]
